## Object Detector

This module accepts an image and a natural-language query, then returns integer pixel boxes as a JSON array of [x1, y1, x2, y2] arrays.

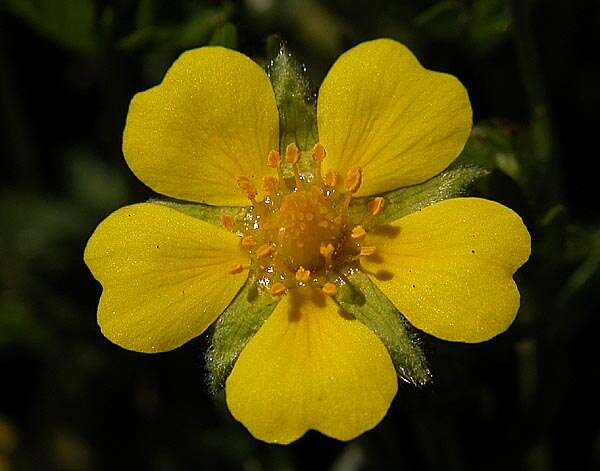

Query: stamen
[[262, 175, 280, 195], [220, 214, 235, 230], [235, 175, 257, 200], [241, 235, 257, 249], [344, 166, 362, 194], [228, 263, 244, 274], [268, 149, 285, 184], [323, 170, 338, 188], [286, 143, 302, 188], [285, 143, 300, 164], [295, 267, 311, 283], [322, 282, 337, 296], [359, 246, 377, 256], [311, 143, 326, 162], [270, 282, 287, 296], [256, 243, 274, 259], [311, 143, 326, 184], [267, 149, 281, 168], [368, 197, 385, 216], [320, 242, 335, 265], [351, 225, 367, 239]]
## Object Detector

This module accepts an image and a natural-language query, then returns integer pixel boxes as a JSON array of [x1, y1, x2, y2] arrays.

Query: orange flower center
[[226, 142, 384, 297]]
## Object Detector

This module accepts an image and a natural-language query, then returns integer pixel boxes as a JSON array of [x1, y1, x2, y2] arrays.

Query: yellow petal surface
[[226, 288, 397, 444], [361, 198, 530, 343], [123, 47, 279, 206], [84, 203, 248, 352], [318, 38, 472, 196]]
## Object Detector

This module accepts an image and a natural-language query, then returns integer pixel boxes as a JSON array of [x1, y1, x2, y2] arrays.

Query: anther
[[267, 149, 281, 168], [241, 235, 257, 249], [228, 263, 244, 274], [295, 267, 311, 283], [285, 143, 300, 164], [220, 214, 235, 230], [311, 143, 326, 162], [368, 197, 385, 216], [256, 243, 274, 259], [351, 225, 367, 239], [344, 166, 363, 194], [262, 175, 279, 195], [359, 246, 377, 256], [322, 282, 337, 296], [323, 170, 338, 188], [270, 282, 287, 296], [235, 175, 257, 200]]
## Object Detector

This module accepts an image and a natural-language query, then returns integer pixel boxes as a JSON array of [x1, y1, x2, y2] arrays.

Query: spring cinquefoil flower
[[84, 39, 530, 444]]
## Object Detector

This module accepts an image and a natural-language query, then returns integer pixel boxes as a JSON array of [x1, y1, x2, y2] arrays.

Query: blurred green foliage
[[1, 0, 599, 470]]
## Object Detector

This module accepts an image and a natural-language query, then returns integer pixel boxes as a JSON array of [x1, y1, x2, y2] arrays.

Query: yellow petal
[[84, 203, 248, 352], [318, 38, 472, 196], [226, 288, 397, 444], [123, 47, 279, 206], [361, 198, 530, 343]]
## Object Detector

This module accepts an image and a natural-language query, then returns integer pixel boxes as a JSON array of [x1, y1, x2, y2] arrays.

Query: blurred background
[[1, 0, 599, 469]]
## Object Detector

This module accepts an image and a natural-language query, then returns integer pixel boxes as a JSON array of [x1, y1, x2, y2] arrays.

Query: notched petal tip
[[361, 197, 530, 344], [318, 37, 472, 196], [122, 47, 279, 206], [85, 203, 249, 353], [225, 288, 397, 444]]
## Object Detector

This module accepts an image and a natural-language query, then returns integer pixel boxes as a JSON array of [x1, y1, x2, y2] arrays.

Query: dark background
[[1, 0, 599, 470]]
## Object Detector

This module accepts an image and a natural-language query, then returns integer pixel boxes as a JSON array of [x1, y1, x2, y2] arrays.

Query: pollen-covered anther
[[228, 263, 244, 274], [220, 214, 235, 230], [295, 267, 311, 283], [351, 225, 367, 239], [285, 143, 300, 164], [256, 243, 274, 259], [267, 149, 281, 168], [368, 197, 385, 216], [311, 143, 326, 162], [241, 234, 257, 249], [322, 282, 337, 296], [323, 170, 338, 188], [262, 175, 280, 195], [235, 175, 257, 200], [344, 166, 363, 194], [360, 245, 377, 256], [270, 282, 287, 296]]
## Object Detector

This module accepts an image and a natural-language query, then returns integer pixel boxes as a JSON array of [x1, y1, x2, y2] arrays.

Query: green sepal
[[335, 270, 431, 386], [205, 279, 279, 395], [149, 197, 243, 227], [350, 165, 489, 225], [266, 37, 318, 156]]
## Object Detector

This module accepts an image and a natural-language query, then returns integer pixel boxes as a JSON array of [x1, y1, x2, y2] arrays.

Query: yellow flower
[[84, 39, 530, 444]]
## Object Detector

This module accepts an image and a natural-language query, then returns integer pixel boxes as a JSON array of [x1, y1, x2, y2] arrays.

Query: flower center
[[225, 142, 384, 297], [274, 187, 342, 269]]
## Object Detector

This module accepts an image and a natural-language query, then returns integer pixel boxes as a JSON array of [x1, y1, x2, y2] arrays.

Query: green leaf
[[209, 22, 237, 49], [335, 271, 430, 386], [151, 198, 243, 227], [456, 122, 526, 186], [468, 0, 511, 54], [350, 166, 489, 225], [5, 0, 97, 53], [266, 38, 318, 154], [414, 1, 468, 40], [206, 280, 279, 395], [173, 4, 233, 50], [559, 227, 600, 303]]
